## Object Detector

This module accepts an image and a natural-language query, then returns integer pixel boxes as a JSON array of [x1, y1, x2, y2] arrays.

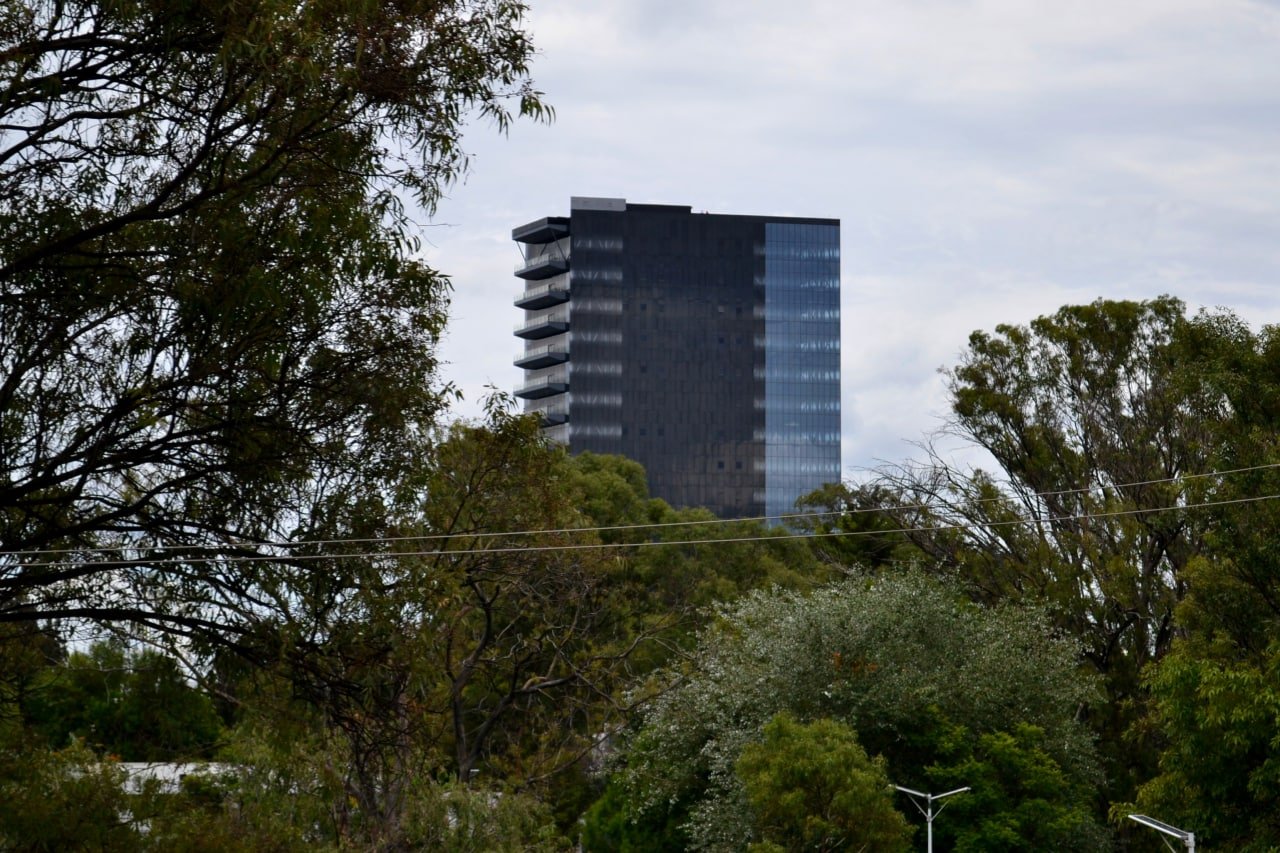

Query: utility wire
[[6, 493, 1279, 570], [4, 461, 1279, 560]]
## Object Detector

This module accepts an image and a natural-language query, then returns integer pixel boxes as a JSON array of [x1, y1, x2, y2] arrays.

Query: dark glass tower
[[513, 197, 840, 520]]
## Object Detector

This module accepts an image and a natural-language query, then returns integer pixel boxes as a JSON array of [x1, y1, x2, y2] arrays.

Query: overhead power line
[[6, 492, 1279, 571], [4, 461, 1279, 561]]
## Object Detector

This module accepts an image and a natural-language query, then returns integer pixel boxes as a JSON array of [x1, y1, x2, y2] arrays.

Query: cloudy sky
[[424, 0, 1280, 477]]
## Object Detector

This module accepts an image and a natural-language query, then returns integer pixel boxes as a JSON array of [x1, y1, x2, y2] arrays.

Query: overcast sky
[[424, 0, 1280, 478]]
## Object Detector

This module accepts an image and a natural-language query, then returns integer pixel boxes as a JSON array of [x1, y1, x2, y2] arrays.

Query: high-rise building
[[513, 197, 840, 520]]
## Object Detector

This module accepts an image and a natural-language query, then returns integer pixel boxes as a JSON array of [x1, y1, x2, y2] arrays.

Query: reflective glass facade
[[513, 198, 840, 520], [763, 223, 842, 519]]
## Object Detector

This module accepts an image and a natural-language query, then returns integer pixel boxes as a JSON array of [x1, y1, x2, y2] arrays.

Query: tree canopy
[[593, 571, 1106, 851], [0, 0, 547, 647], [735, 713, 911, 853], [826, 296, 1280, 805]]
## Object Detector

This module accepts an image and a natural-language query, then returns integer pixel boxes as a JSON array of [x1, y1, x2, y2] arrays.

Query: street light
[[894, 785, 970, 853], [1128, 814, 1195, 852]]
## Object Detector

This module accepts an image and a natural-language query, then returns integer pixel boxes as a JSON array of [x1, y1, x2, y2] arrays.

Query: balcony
[[514, 345, 569, 370], [514, 275, 570, 310], [512, 217, 569, 244], [515, 377, 569, 400], [515, 251, 569, 280], [514, 313, 569, 340], [515, 236, 571, 280], [538, 404, 569, 426]]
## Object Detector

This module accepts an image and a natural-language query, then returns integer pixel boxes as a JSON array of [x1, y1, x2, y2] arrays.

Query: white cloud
[[428, 0, 1280, 475]]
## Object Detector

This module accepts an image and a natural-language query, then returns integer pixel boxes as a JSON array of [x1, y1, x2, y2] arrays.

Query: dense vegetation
[[588, 571, 1105, 851], [3, 0, 1280, 848], [0, 413, 833, 848], [7, 282, 1280, 850], [793, 297, 1280, 851]]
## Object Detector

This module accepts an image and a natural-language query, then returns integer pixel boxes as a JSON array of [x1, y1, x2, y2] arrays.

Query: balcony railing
[[514, 313, 569, 340], [515, 254, 569, 280], [515, 237, 571, 280], [514, 344, 570, 370], [514, 274, 570, 310], [536, 402, 570, 426], [515, 377, 569, 400]]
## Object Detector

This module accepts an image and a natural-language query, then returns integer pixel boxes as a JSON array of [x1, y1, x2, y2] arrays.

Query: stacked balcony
[[512, 216, 569, 245], [514, 312, 569, 340], [537, 401, 570, 426], [515, 374, 569, 400], [514, 273, 570, 310], [514, 344, 569, 370], [515, 236, 571, 280], [514, 216, 572, 432], [516, 253, 568, 280]]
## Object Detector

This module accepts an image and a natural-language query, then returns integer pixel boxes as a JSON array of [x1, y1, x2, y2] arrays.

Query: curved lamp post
[[894, 785, 970, 853], [1128, 814, 1195, 852]]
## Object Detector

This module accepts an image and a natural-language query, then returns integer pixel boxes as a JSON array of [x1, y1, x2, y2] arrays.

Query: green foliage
[[599, 570, 1105, 851], [794, 482, 923, 570], [580, 777, 691, 852], [0, 740, 140, 851], [854, 296, 1280, 806], [820, 296, 1280, 838], [1, 0, 546, 646], [924, 721, 1108, 852], [0, 624, 62, 748], [401, 782, 568, 852], [202, 716, 572, 850], [1115, 318, 1280, 849], [22, 641, 224, 760], [567, 452, 834, 661], [735, 713, 910, 853], [0, 735, 567, 851], [627, 509, 828, 616], [393, 409, 647, 783], [207, 404, 664, 845], [931, 296, 1221, 682], [1133, 650, 1280, 850], [567, 453, 658, 532], [0, 415, 837, 849]]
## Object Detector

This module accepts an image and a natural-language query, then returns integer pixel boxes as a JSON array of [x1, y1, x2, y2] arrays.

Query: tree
[[0, 621, 61, 747], [735, 713, 910, 853], [796, 299, 1280, 840], [402, 408, 649, 786], [0, 734, 569, 851], [4, 410, 833, 848], [21, 640, 225, 760], [568, 451, 834, 641], [1122, 317, 1280, 849], [1132, 650, 1280, 851], [0, 0, 547, 646], [593, 571, 1105, 851], [923, 721, 1104, 853], [1129, 340, 1280, 848], [794, 482, 924, 570], [861, 297, 1253, 801], [0, 740, 143, 851], [216, 404, 667, 847]]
